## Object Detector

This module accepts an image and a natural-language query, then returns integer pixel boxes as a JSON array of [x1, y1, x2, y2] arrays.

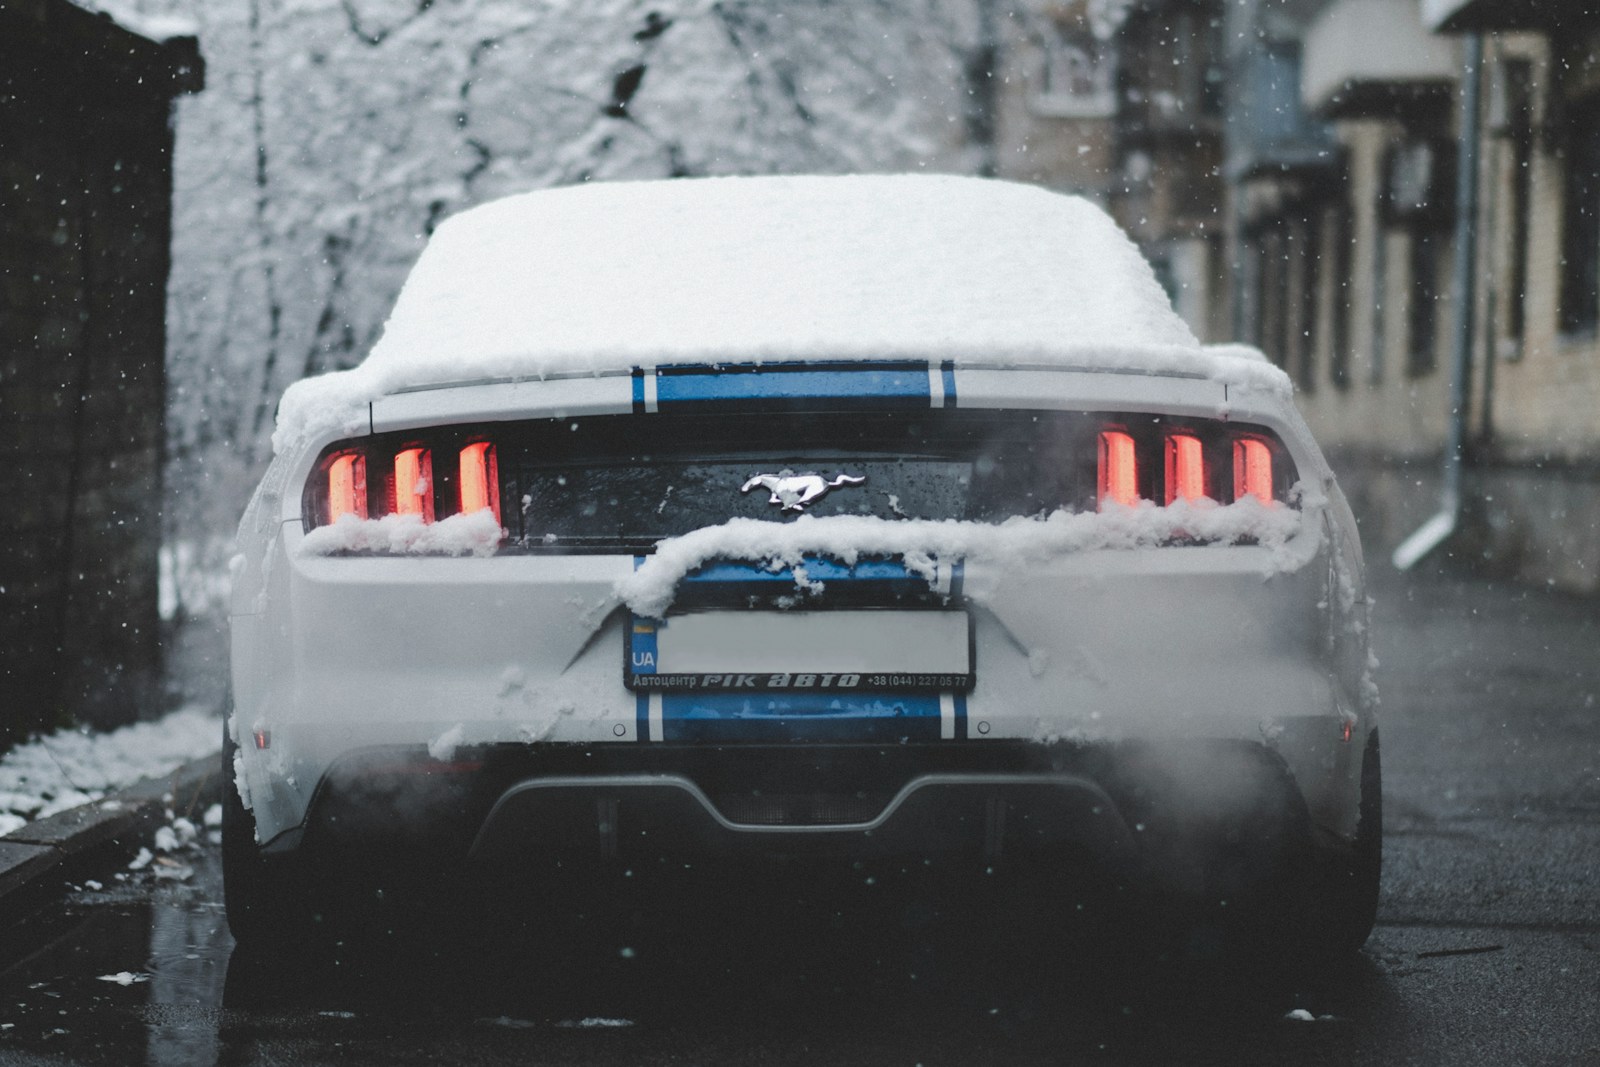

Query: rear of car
[[226, 176, 1378, 957]]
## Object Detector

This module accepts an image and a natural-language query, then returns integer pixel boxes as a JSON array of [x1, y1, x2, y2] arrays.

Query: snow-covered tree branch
[[124, 0, 984, 577]]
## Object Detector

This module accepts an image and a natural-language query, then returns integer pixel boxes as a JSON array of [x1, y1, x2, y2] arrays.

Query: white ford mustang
[[226, 175, 1378, 957]]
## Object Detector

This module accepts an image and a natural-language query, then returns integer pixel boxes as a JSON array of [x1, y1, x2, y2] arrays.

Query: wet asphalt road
[[0, 572, 1597, 1065]]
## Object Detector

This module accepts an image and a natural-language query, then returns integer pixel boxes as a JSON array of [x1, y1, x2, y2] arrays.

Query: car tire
[[1322, 729, 1382, 954], [221, 726, 310, 949]]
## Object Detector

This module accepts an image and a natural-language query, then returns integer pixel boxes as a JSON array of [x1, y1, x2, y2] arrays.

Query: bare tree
[[115, 0, 982, 619]]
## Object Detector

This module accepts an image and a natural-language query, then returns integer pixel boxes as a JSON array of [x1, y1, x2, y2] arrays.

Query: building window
[[1381, 138, 1453, 377], [1029, 3, 1117, 118], [1559, 102, 1600, 337], [1329, 203, 1353, 390], [1370, 226, 1388, 386], [1258, 228, 1289, 367], [1409, 231, 1442, 376], [1149, 255, 1178, 307], [1165, 8, 1226, 121], [1237, 230, 1262, 347], [1296, 216, 1319, 394], [1200, 12, 1225, 118], [1495, 59, 1534, 353]]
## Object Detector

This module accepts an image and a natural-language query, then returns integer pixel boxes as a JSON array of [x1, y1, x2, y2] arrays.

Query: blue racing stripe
[[633, 554, 651, 741], [671, 557, 943, 608], [684, 557, 917, 585], [940, 360, 957, 409], [635, 692, 650, 742], [660, 692, 942, 743], [654, 361, 930, 410], [954, 692, 968, 740]]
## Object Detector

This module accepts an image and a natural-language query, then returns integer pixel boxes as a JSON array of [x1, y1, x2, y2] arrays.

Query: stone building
[[0, 1, 202, 740], [1256, 0, 1460, 522], [1411, 0, 1600, 589], [1283, 0, 1600, 589]]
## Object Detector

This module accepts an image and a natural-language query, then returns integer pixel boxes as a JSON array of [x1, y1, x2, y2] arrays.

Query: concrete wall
[[1329, 450, 1600, 592], [1479, 32, 1600, 464]]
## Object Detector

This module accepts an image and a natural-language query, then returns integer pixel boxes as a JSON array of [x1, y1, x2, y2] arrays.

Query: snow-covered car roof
[[274, 175, 1290, 453]]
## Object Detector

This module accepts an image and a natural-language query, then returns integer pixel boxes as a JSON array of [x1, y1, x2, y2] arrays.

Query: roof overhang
[[1226, 142, 1343, 185], [1, 0, 203, 98], [1424, 0, 1585, 33], [1304, 0, 1456, 117]]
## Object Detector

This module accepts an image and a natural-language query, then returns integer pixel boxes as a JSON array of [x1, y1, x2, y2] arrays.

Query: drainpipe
[[1393, 33, 1484, 571]]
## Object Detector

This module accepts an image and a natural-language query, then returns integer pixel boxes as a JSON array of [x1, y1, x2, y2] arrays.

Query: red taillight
[[326, 452, 367, 523], [312, 440, 504, 533], [1233, 437, 1275, 505], [393, 447, 435, 521], [1098, 430, 1138, 509], [459, 442, 500, 522], [1164, 433, 1206, 504]]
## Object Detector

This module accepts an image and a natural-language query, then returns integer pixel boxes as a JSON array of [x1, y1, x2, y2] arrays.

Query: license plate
[[626, 610, 973, 693]]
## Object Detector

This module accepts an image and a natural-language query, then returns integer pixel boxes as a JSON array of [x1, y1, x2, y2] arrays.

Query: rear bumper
[[270, 739, 1324, 901], [469, 772, 1138, 866], [232, 498, 1369, 847]]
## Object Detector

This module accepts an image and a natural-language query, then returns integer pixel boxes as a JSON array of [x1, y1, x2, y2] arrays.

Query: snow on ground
[[96, 972, 150, 986], [0, 706, 220, 837], [273, 175, 1290, 454]]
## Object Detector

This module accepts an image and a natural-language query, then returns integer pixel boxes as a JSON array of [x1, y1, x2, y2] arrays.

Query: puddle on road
[[0, 871, 229, 1065]]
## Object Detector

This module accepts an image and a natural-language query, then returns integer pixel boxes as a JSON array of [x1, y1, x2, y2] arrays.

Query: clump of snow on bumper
[[618, 499, 1304, 619], [298, 509, 503, 557], [427, 724, 465, 762]]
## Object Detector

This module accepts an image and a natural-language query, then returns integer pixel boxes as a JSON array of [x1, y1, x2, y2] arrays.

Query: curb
[[0, 750, 223, 911]]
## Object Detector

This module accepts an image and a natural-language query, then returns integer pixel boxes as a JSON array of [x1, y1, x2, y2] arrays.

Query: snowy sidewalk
[[0, 706, 222, 909], [0, 705, 219, 837]]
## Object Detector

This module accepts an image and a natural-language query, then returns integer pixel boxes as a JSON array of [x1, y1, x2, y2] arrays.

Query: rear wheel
[[1333, 730, 1382, 951], [221, 727, 313, 949], [1308, 729, 1381, 956]]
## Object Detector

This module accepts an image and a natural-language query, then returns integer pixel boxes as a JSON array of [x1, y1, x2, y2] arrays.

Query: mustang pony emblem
[[741, 471, 866, 512]]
